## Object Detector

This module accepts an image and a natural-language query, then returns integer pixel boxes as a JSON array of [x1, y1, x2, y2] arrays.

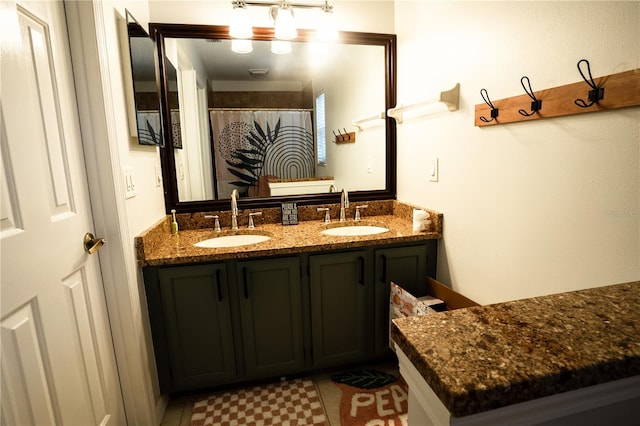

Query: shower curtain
[[210, 110, 314, 198]]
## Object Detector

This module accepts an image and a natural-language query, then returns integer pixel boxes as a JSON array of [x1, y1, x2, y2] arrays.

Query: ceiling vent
[[248, 68, 269, 76]]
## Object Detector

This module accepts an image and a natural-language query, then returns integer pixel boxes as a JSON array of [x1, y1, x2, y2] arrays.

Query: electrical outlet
[[429, 158, 439, 182]]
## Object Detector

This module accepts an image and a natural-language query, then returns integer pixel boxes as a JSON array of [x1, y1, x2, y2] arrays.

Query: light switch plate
[[155, 165, 162, 187], [429, 158, 439, 182], [123, 167, 136, 198]]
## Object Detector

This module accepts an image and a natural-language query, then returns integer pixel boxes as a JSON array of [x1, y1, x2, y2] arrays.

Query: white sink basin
[[194, 234, 271, 248], [321, 225, 390, 237]]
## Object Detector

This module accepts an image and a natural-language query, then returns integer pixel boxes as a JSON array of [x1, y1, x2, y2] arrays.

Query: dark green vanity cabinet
[[152, 264, 236, 392], [145, 257, 304, 393], [236, 258, 305, 379], [309, 251, 374, 368], [143, 240, 437, 394]]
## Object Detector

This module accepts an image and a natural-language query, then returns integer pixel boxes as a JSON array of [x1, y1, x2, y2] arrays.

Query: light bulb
[[271, 40, 291, 55], [317, 4, 337, 42], [231, 39, 253, 54], [229, 1, 253, 39], [274, 3, 297, 40]]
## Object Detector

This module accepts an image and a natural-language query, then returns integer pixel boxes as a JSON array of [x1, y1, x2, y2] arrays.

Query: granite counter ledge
[[391, 281, 640, 419], [135, 202, 442, 266]]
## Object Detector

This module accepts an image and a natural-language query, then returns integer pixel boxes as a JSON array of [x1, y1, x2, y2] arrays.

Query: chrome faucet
[[230, 189, 239, 230], [340, 188, 349, 221], [329, 184, 337, 193]]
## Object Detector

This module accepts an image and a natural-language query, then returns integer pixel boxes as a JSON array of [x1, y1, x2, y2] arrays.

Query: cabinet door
[[158, 264, 236, 391], [374, 244, 429, 356], [237, 257, 305, 379], [309, 251, 373, 368]]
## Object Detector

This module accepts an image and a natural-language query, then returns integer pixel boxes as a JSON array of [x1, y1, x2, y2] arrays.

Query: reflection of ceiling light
[[271, 40, 291, 55], [229, 1, 253, 39], [273, 2, 297, 40], [231, 39, 253, 54], [248, 68, 269, 76], [308, 41, 329, 67], [317, 1, 337, 42]]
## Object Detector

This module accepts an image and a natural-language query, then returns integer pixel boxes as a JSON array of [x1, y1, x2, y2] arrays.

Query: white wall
[[108, 2, 167, 232], [394, 1, 639, 304], [94, 0, 167, 415]]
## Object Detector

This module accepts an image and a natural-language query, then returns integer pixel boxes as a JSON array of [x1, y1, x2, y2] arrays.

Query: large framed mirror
[[150, 23, 396, 213]]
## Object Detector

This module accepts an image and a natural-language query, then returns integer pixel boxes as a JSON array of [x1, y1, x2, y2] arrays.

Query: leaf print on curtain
[[210, 110, 314, 198], [136, 111, 163, 146]]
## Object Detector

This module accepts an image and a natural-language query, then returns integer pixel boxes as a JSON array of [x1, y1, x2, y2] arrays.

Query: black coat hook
[[343, 128, 350, 140], [575, 59, 604, 108], [479, 88, 499, 123], [518, 76, 542, 116], [480, 89, 498, 123]]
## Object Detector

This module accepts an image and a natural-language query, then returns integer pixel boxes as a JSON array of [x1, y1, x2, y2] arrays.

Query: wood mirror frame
[[150, 23, 397, 213]]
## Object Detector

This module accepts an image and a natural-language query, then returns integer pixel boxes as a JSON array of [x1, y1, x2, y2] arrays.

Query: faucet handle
[[354, 205, 368, 221], [248, 212, 262, 229], [204, 215, 221, 231], [317, 207, 331, 224]]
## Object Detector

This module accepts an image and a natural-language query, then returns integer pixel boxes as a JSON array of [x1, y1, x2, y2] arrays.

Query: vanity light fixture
[[229, 1, 337, 47], [229, 1, 253, 39], [273, 2, 297, 40], [317, 1, 337, 42]]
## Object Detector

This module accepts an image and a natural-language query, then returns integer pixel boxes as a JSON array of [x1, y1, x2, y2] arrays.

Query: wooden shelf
[[475, 68, 640, 127]]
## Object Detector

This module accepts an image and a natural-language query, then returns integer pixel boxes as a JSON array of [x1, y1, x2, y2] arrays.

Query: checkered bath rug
[[190, 378, 328, 426]]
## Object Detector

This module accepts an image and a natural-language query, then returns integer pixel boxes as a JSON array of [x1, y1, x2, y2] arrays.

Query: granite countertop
[[391, 281, 640, 417], [136, 200, 442, 267]]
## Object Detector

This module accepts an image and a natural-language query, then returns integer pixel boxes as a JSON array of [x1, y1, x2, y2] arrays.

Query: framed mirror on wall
[[122, 10, 164, 146], [150, 24, 397, 213]]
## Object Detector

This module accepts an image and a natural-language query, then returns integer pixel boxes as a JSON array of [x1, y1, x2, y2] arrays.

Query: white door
[[0, 1, 126, 424]]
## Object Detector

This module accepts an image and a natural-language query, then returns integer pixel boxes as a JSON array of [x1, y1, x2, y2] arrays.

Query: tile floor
[[160, 360, 399, 426]]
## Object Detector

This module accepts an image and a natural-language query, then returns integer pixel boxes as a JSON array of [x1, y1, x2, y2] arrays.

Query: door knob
[[84, 232, 106, 255]]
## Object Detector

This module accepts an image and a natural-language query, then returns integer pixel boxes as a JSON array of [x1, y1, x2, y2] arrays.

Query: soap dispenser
[[171, 209, 179, 234]]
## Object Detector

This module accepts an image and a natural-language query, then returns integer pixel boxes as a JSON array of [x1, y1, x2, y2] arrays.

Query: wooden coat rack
[[475, 61, 640, 127], [332, 129, 356, 144], [334, 132, 356, 144]]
